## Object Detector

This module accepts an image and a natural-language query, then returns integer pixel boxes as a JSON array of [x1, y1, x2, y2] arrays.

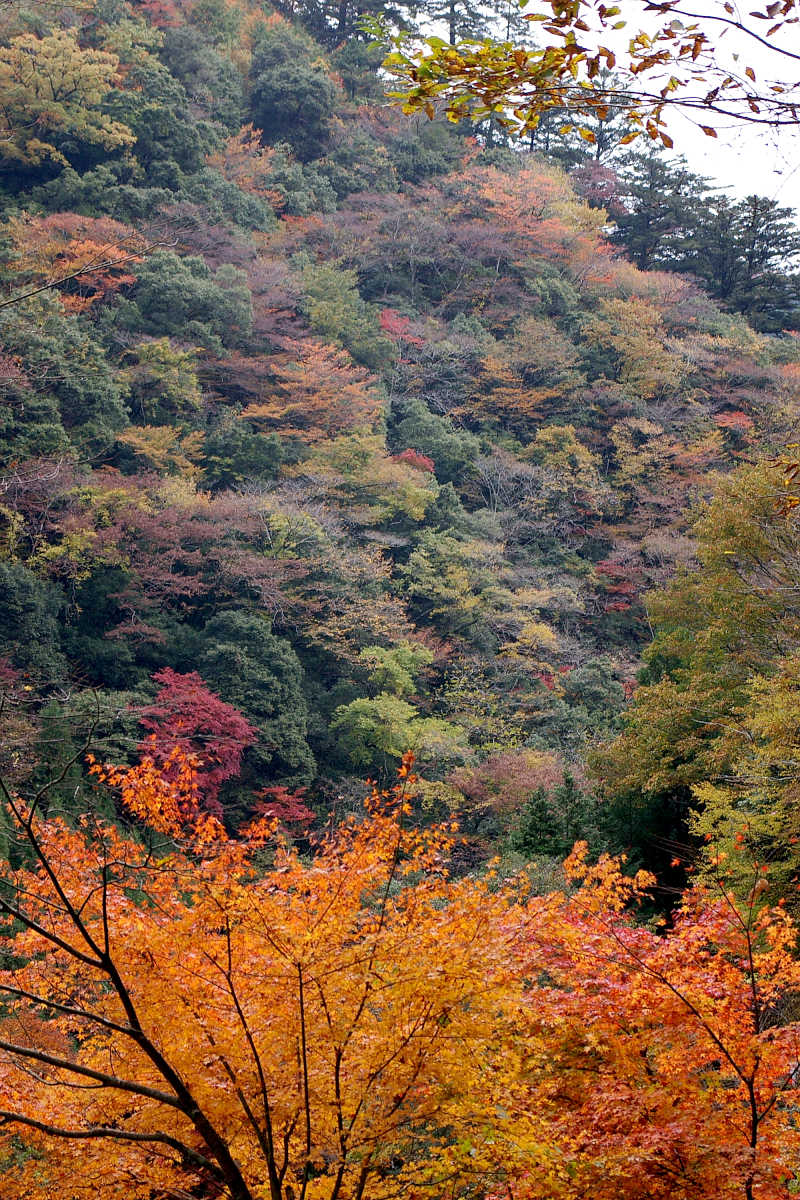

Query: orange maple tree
[[0, 753, 527, 1200], [3, 213, 144, 312], [206, 124, 283, 208], [242, 338, 385, 441], [0, 752, 800, 1200], [513, 846, 800, 1200]]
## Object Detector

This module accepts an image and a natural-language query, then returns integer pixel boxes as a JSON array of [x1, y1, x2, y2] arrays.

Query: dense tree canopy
[[0, 30, 134, 169], [1, 756, 800, 1199], [3, 1, 800, 1193]]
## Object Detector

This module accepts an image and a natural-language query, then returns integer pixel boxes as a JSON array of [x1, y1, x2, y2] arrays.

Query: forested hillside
[[5, 0, 800, 1196], [3, 0, 800, 882]]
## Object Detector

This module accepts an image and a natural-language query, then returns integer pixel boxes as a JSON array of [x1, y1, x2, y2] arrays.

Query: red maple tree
[[137, 669, 258, 815]]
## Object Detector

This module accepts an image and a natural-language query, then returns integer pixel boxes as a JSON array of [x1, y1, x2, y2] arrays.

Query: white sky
[[607, 1, 800, 214], [670, 119, 800, 215]]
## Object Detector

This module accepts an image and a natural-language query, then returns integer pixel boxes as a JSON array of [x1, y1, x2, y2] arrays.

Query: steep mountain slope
[[2, 0, 799, 872]]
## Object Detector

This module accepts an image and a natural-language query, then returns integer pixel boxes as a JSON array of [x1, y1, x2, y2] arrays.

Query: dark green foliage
[[331, 41, 386, 101], [179, 168, 276, 230], [33, 162, 174, 223], [0, 379, 65, 464], [206, 173, 269, 230], [259, 145, 338, 215], [610, 150, 706, 271], [201, 420, 287, 491], [423, 481, 472, 532], [561, 657, 625, 728], [115, 250, 253, 348], [317, 128, 397, 200], [0, 298, 127, 459], [199, 611, 316, 787], [34, 161, 272, 229], [249, 25, 341, 163], [526, 695, 597, 759], [299, 258, 394, 371], [675, 194, 800, 332], [24, 36, 248, 223], [62, 568, 140, 689], [611, 149, 800, 331], [509, 773, 599, 859], [389, 119, 467, 184], [388, 395, 480, 486], [188, 0, 243, 45], [105, 56, 216, 176], [509, 788, 557, 856], [0, 564, 66, 686], [595, 784, 692, 885], [31, 688, 152, 817], [160, 26, 244, 132], [523, 264, 581, 319]]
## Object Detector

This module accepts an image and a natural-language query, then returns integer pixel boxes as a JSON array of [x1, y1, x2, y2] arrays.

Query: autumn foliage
[[0, 754, 799, 1200], [5, 213, 143, 312], [5, 6, 800, 1196], [137, 668, 258, 815], [241, 338, 385, 441], [0, 755, 520, 1200]]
